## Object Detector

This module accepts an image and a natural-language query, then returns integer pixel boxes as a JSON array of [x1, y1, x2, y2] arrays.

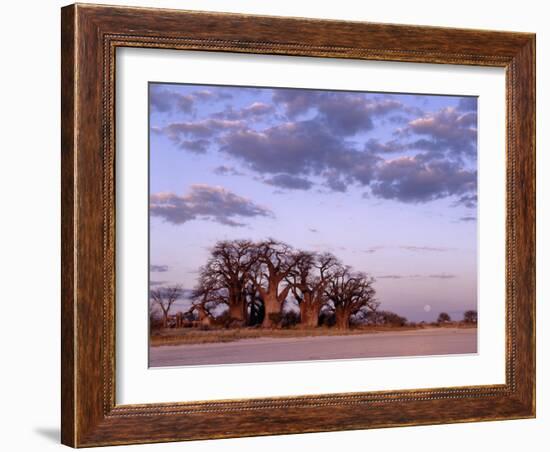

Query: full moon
[[423, 305, 432, 312]]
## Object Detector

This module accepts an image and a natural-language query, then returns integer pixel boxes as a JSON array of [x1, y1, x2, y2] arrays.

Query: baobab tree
[[252, 239, 304, 328], [437, 312, 451, 324], [188, 238, 382, 330], [324, 265, 377, 329], [190, 273, 225, 326], [150, 285, 183, 328], [198, 240, 258, 323], [287, 252, 339, 328], [463, 310, 478, 324]]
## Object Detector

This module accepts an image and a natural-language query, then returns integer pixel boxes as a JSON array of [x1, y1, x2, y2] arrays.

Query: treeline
[[150, 239, 479, 331], [151, 239, 379, 330]]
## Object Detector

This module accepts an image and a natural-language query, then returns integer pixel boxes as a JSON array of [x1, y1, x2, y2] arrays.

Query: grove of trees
[[150, 239, 479, 332], [156, 239, 380, 330]]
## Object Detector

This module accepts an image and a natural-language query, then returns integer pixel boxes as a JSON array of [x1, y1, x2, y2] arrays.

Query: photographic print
[[148, 83, 478, 367]]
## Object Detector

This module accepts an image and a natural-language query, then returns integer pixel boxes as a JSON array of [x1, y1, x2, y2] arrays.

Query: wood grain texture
[[60, 3, 536, 447]]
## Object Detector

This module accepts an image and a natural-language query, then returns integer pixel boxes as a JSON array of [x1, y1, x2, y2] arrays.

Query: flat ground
[[149, 327, 477, 367]]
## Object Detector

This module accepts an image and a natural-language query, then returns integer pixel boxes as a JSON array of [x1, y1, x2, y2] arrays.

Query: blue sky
[[149, 83, 477, 322]]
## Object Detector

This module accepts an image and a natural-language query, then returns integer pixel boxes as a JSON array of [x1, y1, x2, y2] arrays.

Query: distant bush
[[380, 311, 408, 327], [318, 311, 336, 327], [463, 310, 478, 324], [281, 311, 300, 328], [437, 312, 451, 323]]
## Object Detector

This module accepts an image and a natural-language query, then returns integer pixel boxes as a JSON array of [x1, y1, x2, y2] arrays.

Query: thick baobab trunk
[[227, 286, 248, 323], [300, 302, 320, 328], [334, 307, 351, 329], [229, 303, 244, 322], [262, 292, 281, 328]]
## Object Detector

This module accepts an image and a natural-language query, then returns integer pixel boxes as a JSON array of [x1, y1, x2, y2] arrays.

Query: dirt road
[[149, 327, 477, 367]]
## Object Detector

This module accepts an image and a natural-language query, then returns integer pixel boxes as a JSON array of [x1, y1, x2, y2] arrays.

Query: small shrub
[[281, 310, 300, 328]]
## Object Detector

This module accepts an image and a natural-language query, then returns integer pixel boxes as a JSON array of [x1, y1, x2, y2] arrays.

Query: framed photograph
[[61, 3, 535, 447]]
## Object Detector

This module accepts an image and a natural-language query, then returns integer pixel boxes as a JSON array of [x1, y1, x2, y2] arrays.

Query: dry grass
[[149, 324, 476, 347]]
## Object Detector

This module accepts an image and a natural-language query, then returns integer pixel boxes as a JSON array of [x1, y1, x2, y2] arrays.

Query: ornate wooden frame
[[61, 3, 536, 447]]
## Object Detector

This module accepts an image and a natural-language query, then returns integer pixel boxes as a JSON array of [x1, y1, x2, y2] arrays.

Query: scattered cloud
[[162, 118, 246, 141], [272, 90, 403, 135], [376, 273, 456, 280], [179, 139, 210, 153], [399, 245, 452, 252], [149, 86, 194, 113], [220, 120, 380, 187], [308, 228, 319, 233], [457, 97, 477, 112], [214, 102, 275, 120], [214, 165, 244, 176], [371, 156, 476, 204], [150, 280, 167, 286], [459, 216, 476, 222], [403, 107, 478, 156], [428, 273, 456, 279], [264, 174, 314, 190], [192, 89, 233, 101], [149, 86, 233, 113], [151, 85, 477, 207], [454, 194, 478, 208], [150, 265, 169, 272], [363, 246, 386, 254], [364, 138, 407, 154], [150, 184, 273, 227]]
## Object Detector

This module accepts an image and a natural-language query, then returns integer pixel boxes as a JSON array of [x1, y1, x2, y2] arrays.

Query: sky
[[149, 82, 478, 322]]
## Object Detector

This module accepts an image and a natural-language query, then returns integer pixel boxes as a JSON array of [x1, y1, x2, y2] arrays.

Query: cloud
[[150, 184, 273, 227], [271, 89, 322, 117], [220, 120, 380, 187], [319, 96, 403, 135], [149, 88, 175, 112], [149, 86, 234, 113], [158, 119, 246, 150], [324, 173, 349, 192], [363, 247, 382, 254], [150, 280, 167, 286], [192, 89, 233, 101], [309, 228, 319, 233], [150, 265, 169, 272], [149, 86, 195, 113], [272, 90, 403, 135], [399, 245, 451, 252], [214, 102, 275, 120], [459, 216, 476, 222], [214, 165, 244, 176], [371, 156, 476, 203], [163, 119, 246, 140], [457, 97, 477, 111], [179, 139, 210, 154], [376, 273, 456, 280], [364, 138, 407, 154], [404, 107, 477, 156], [428, 273, 456, 279], [369, 101, 477, 158], [264, 174, 314, 190], [454, 194, 478, 208], [151, 86, 477, 207]]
